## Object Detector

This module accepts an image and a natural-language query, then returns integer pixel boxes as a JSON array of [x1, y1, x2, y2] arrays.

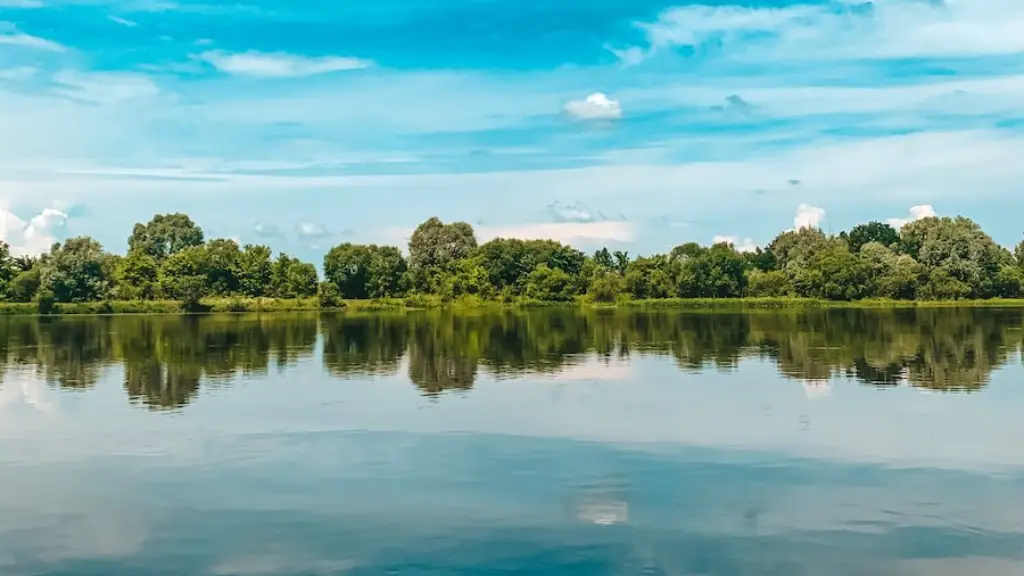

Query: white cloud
[[0, 66, 37, 81], [605, 45, 647, 67], [633, 0, 1024, 62], [477, 221, 634, 245], [888, 204, 937, 229], [0, 205, 68, 257], [712, 235, 758, 253], [108, 15, 138, 27], [794, 204, 825, 230], [197, 50, 374, 78], [0, 27, 65, 52], [252, 221, 282, 238], [546, 200, 596, 223], [295, 221, 330, 239], [0, 368, 56, 415], [52, 70, 160, 104], [564, 92, 622, 120]]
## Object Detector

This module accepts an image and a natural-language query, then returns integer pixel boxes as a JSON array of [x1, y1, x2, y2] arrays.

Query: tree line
[[3, 212, 1024, 307]]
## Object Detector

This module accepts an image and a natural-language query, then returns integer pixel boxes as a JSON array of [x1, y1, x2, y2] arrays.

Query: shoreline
[[5, 296, 1024, 317]]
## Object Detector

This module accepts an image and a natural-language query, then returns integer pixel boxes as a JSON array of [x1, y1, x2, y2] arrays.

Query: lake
[[2, 308, 1024, 575]]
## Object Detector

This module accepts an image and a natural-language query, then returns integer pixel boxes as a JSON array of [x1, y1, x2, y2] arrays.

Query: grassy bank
[[5, 296, 1024, 316]]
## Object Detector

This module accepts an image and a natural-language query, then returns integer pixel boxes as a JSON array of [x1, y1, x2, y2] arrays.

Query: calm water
[[3, 308, 1024, 575]]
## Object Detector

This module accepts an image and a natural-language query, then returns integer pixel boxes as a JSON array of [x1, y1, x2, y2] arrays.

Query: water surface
[[2, 308, 1024, 575]]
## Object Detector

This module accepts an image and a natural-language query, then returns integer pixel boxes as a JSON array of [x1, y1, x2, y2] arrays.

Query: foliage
[[845, 221, 899, 253], [407, 217, 477, 290], [271, 254, 318, 298], [39, 237, 111, 303], [524, 264, 575, 302], [588, 271, 623, 303], [128, 213, 204, 261], [8, 268, 41, 302], [8, 212, 1024, 313], [316, 281, 345, 309], [324, 243, 407, 299]]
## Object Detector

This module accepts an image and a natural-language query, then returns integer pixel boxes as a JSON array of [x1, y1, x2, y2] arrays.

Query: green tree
[[7, 268, 41, 302], [203, 239, 242, 296], [237, 244, 273, 298], [859, 242, 921, 299], [677, 243, 748, 298], [39, 237, 111, 303], [114, 251, 159, 300], [324, 244, 407, 299], [159, 245, 209, 302], [270, 254, 318, 298], [476, 238, 585, 295], [792, 243, 869, 301], [407, 217, 476, 290], [769, 227, 831, 271], [525, 264, 575, 302], [900, 216, 1011, 297], [366, 245, 408, 298], [745, 270, 791, 297], [624, 256, 678, 299], [0, 241, 18, 297], [845, 221, 899, 253], [593, 248, 614, 269], [440, 260, 494, 301], [128, 213, 204, 261], [587, 271, 623, 302]]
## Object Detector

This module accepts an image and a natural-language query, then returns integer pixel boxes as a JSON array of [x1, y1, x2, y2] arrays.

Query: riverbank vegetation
[[2, 212, 1023, 314]]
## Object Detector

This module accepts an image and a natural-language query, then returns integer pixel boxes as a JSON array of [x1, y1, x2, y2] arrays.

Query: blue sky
[[2, 0, 1024, 261]]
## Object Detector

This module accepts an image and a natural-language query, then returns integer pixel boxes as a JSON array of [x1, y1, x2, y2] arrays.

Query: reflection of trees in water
[[0, 308, 1021, 408], [321, 314, 407, 378], [0, 314, 318, 410]]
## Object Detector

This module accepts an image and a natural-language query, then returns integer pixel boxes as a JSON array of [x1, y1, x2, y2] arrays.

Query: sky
[[2, 0, 1024, 261]]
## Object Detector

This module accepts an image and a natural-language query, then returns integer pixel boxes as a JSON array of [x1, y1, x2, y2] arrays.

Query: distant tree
[[114, 251, 159, 300], [743, 247, 777, 272], [846, 221, 899, 253], [677, 243, 748, 298], [745, 270, 791, 297], [612, 251, 630, 275], [237, 244, 273, 298], [407, 217, 476, 283], [592, 247, 614, 270], [324, 243, 407, 299], [587, 271, 623, 302], [525, 264, 575, 302], [624, 256, 678, 300], [159, 245, 209, 302], [7, 268, 41, 302], [271, 254, 318, 298], [39, 237, 111, 303], [0, 242, 18, 296], [899, 216, 1011, 298], [128, 213, 204, 261]]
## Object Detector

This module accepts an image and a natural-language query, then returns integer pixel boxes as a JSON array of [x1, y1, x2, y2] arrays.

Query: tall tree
[[128, 213, 204, 261], [39, 237, 111, 302], [845, 221, 899, 253], [324, 243, 407, 299], [407, 217, 476, 291]]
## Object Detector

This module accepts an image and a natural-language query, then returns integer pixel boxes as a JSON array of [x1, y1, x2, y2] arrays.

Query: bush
[[35, 289, 57, 315], [587, 272, 623, 303], [317, 281, 345, 309], [8, 268, 41, 302]]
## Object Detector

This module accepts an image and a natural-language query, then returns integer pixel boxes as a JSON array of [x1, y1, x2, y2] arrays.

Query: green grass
[[5, 295, 1024, 316]]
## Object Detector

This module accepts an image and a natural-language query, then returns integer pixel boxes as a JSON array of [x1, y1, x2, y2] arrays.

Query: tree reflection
[[0, 307, 1020, 409]]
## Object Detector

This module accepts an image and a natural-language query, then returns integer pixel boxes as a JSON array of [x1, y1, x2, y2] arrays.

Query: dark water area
[[2, 308, 1024, 575]]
